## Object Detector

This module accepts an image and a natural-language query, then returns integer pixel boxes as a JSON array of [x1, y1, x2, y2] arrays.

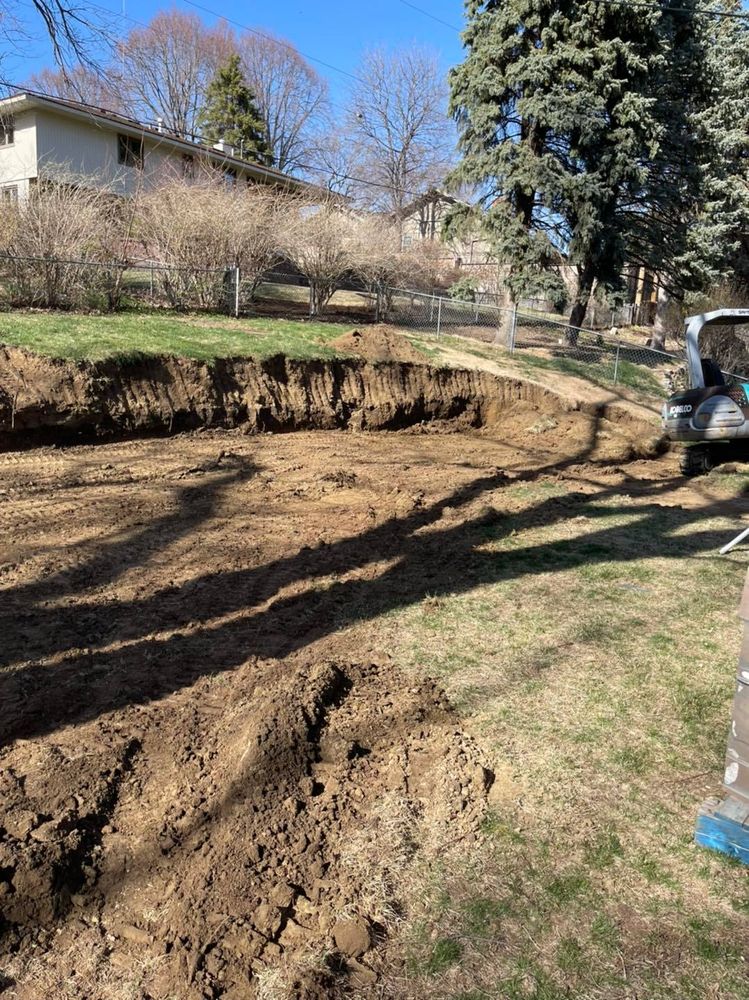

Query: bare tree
[[0, 0, 109, 74], [114, 11, 235, 138], [346, 46, 456, 217], [27, 64, 125, 112], [238, 31, 328, 174], [280, 201, 357, 316]]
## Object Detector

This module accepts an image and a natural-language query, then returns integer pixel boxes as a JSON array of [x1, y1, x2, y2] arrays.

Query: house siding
[[33, 109, 257, 195], [0, 110, 37, 200]]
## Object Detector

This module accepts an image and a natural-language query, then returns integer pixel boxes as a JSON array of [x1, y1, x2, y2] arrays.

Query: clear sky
[[8, 0, 469, 109]]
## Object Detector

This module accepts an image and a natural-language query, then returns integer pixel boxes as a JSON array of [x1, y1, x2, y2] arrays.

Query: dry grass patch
[[364, 473, 749, 999]]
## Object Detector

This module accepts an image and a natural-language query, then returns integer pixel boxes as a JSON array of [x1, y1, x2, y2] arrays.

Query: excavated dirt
[[328, 326, 429, 365], [0, 343, 662, 453], [0, 347, 667, 998], [1, 656, 491, 999]]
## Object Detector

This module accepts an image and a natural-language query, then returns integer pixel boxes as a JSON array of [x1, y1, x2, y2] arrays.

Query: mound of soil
[[329, 326, 428, 365], [1, 658, 493, 998]]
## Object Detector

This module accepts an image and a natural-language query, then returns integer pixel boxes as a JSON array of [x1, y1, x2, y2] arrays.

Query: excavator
[[661, 309, 749, 475]]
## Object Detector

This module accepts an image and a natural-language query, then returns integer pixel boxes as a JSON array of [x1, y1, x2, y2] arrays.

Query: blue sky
[[10, 0, 468, 108]]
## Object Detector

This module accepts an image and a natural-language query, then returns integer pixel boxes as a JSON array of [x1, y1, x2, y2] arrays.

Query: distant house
[[0, 90, 321, 202], [398, 189, 493, 268]]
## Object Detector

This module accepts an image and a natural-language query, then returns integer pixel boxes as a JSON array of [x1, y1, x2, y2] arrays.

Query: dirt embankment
[[0, 343, 661, 453]]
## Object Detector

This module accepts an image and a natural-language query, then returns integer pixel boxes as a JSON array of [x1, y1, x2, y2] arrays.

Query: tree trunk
[[493, 284, 514, 345], [651, 282, 669, 352], [566, 262, 595, 346]]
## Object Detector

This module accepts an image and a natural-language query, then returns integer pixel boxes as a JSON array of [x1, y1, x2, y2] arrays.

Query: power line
[[179, 0, 363, 83], [82, 0, 364, 92], [397, 1, 463, 31]]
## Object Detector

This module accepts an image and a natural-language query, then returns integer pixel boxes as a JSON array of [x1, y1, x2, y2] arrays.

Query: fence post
[[613, 338, 621, 385], [436, 295, 443, 337], [149, 265, 154, 302], [234, 265, 240, 318]]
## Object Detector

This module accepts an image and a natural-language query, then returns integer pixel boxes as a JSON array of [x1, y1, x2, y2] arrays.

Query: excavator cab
[[661, 309, 749, 475]]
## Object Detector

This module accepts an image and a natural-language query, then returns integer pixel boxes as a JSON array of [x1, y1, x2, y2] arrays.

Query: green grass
[[375, 472, 749, 1000], [517, 350, 668, 397], [0, 310, 361, 363]]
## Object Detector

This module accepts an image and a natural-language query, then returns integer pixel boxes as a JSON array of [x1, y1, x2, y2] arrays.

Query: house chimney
[[156, 117, 164, 134], [213, 139, 234, 157]]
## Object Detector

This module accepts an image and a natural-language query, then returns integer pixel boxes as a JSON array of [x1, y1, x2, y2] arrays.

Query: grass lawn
[[0, 308, 672, 404], [0, 310, 362, 363], [358, 471, 749, 999]]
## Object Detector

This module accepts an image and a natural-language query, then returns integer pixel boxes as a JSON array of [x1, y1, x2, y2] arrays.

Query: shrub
[[279, 200, 359, 316], [0, 173, 121, 309], [138, 178, 286, 311]]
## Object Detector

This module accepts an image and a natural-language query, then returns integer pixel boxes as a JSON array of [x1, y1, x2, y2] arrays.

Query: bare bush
[[0, 174, 122, 308], [279, 201, 358, 316], [349, 214, 440, 320], [138, 178, 285, 311]]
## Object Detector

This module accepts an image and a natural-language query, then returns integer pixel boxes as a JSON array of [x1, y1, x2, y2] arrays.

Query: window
[[181, 154, 195, 179], [0, 184, 18, 203], [401, 234, 413, 249], [223, 167, 238, 187], [117, 133, 144, 168], [0, 118, 14, 146]]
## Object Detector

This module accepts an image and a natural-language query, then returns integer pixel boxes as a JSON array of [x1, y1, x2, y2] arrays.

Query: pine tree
[[198, 54, 271, 165], [448, 0, 730, 330], [671, 6, 749, 293]]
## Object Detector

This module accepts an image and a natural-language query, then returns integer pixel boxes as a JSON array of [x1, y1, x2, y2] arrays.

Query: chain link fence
[[0, 255, 374, 317], [2, 253, 746, 397], [387, 288, 698, 397]]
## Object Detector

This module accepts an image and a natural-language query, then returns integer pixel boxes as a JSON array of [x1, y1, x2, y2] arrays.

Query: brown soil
[[328, 327, 429, 365], [0, 350, 668, 998], [0, 344, 662, 454]]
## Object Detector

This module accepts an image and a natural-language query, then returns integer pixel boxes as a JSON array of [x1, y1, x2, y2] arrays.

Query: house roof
[[398, 188, 464, 220], [0, 89, 325, 196]]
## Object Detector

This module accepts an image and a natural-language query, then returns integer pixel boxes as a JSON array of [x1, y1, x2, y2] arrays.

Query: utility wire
[[179, 0, 363, 82], [82, 0, 365, 91], [397, 1, 463, 31]]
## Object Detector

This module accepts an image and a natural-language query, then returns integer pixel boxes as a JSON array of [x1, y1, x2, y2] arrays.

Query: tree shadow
[[0, 415, 735, 746]]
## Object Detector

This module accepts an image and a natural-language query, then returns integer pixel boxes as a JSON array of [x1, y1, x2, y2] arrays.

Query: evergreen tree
[[448, 0, 744, 330], [198, 54, 271, 165], [671, 6, 749, 293]]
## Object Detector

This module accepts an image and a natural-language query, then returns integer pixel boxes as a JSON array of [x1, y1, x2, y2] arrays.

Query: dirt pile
[[329, 326, 428, 365], [1, 658, 493, 998], [0, 344, 661, 456]]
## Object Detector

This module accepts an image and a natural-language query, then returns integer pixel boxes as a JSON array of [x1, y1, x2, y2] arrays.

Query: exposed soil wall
[[0, 344, 661, 452]]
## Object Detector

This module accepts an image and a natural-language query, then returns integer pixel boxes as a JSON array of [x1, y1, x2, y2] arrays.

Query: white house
[[0, 90, 320, 202]]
